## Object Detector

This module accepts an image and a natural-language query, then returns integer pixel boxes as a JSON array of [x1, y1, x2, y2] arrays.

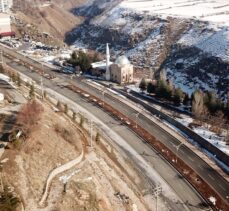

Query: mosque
[[91, 44, 134, 84]]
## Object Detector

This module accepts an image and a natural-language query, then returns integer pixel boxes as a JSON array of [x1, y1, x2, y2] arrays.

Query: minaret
[[105, 43, 111, 81]]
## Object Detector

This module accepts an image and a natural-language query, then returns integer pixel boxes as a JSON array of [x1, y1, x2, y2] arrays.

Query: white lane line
[[219, 184, 226, 191], [188, 156, 194, 162], [208, 174, 215, 181]]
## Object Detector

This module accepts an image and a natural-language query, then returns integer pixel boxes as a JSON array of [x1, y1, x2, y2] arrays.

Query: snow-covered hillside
[[67, 0, 229, 97], [121, 0, 229, 26]]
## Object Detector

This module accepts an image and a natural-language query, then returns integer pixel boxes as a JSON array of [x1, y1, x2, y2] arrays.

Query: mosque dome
[[115, 55, 130, 66]]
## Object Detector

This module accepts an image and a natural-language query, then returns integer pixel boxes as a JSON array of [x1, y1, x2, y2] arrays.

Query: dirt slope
[[12, 0, 84, 45]]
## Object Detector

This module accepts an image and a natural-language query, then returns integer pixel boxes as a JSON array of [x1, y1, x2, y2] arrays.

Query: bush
[[79, 115, 84, 127], [0, 186, 20, 211], [95, 132, 100, 143], [17, 101, 43, 136], [56, 101, 61, 110], [29, 84, 35, 99], [173, 88, 183, 106], [156, 79, 172, 100], [139, 78, 147, 92], [54, 124, 74, 144], [147, 82, 156, 94], [192, 89, 204, 117], [64, 104, 68, 114], [0, 65, 5, 74], [72, 112, 76, 121], [68, 51, 91, 72]]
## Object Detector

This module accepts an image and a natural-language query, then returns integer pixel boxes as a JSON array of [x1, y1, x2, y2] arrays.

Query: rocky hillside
[[65, 0, 229, 98], [12, 0, 84, 46]]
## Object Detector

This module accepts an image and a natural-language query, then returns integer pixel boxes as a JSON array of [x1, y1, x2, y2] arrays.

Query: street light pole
[[0, 50, 3, 65], [152, 185, 162, 211], [90, 120, 93, 148], [41, 64, 44, 99], [102, 89, 106, 107], [176, 142, 183, 163], [135, 112, 140, 128]]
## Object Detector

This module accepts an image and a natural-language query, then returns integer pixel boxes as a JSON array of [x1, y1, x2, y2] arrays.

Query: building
[[0, 0, 12, 13], [0, 13, 10, 32], [110, 56, 134, 84], [0, 13, 14, 38], [91, 44, 134, 84]]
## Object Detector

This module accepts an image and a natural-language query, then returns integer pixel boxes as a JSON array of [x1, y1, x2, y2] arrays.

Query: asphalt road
[[1, 45, 229, 209]]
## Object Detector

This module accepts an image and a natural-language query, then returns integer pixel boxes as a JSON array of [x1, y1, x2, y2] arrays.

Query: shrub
[[17, 101, 43, 136], [0, 186, 20, 211], [72, 112, 76, 121], [64, 104, 68, 114], [79, 115, 84, 127], [139, 78, 147, 92]]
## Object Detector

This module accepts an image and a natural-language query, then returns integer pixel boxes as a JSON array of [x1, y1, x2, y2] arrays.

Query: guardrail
[[118, 90, 229, 170]]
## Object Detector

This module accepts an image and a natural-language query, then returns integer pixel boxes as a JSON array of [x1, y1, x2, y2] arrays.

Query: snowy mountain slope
[[121, 0, 229, 26], [66, 0, 229, 97]]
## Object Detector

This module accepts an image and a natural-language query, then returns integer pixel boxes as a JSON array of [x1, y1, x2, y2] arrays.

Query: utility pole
[[102, 89, 106, 107], [135, 109, 142, 128], [0, 50, 3, 65], [152, 185, 162, 211], [41, 64, 44, 99], [90, 120, 93, 148], [175, 142, 183, 163]]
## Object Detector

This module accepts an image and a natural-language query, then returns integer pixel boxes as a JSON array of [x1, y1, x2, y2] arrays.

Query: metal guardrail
[[118, 89, 229, 170]]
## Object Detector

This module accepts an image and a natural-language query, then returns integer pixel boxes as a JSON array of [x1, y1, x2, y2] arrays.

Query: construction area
[[0, 66, 162, 211]]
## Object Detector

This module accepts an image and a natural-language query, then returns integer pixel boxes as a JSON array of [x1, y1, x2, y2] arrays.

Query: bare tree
[[17, 101, 44, 136], [192, 90, 204, 118]]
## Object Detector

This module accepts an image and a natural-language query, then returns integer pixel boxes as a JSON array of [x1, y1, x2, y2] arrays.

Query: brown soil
[[2, 101, 82, 210], [1, 99, 153, 210], [12, 0, 84, 45]]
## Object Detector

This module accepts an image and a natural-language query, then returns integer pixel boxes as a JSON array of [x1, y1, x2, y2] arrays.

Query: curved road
[[1, 45, 229, 210]]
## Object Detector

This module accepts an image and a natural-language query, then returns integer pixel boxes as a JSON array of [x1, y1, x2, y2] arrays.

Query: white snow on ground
[[208, 196, 216, 206], [176, 117, 229, 155], [59, 169, 81, 184], [120, 0, 229, 26], [0, 73, 10, 82], [178, 25, 229, 62], [126, 85, 229, 156], [119, 0, 229, 62], [0, 73, 17, 88]]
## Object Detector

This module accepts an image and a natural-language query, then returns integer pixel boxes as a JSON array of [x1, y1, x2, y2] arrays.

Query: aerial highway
[[1, 45, 229, 210]]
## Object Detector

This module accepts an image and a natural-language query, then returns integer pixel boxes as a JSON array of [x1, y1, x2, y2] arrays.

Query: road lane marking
[[219, 184, 226, 191], [188, 156, 194, 162], [208, 174, 215, 181]]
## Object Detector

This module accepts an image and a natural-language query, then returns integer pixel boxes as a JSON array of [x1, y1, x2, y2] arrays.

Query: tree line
[[139, 74, 229, 120], [67, 51, 100, 73]]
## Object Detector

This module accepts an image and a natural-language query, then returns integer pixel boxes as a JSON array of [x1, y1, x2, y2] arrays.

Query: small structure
[[110, 55, 134, 84], [0, 92, 4, 101], [0, 13, 12, 37]]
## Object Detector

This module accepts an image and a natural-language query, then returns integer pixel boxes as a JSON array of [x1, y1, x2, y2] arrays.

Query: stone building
[[91, 44, 134, 84], [110, 55, 134, 84]]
